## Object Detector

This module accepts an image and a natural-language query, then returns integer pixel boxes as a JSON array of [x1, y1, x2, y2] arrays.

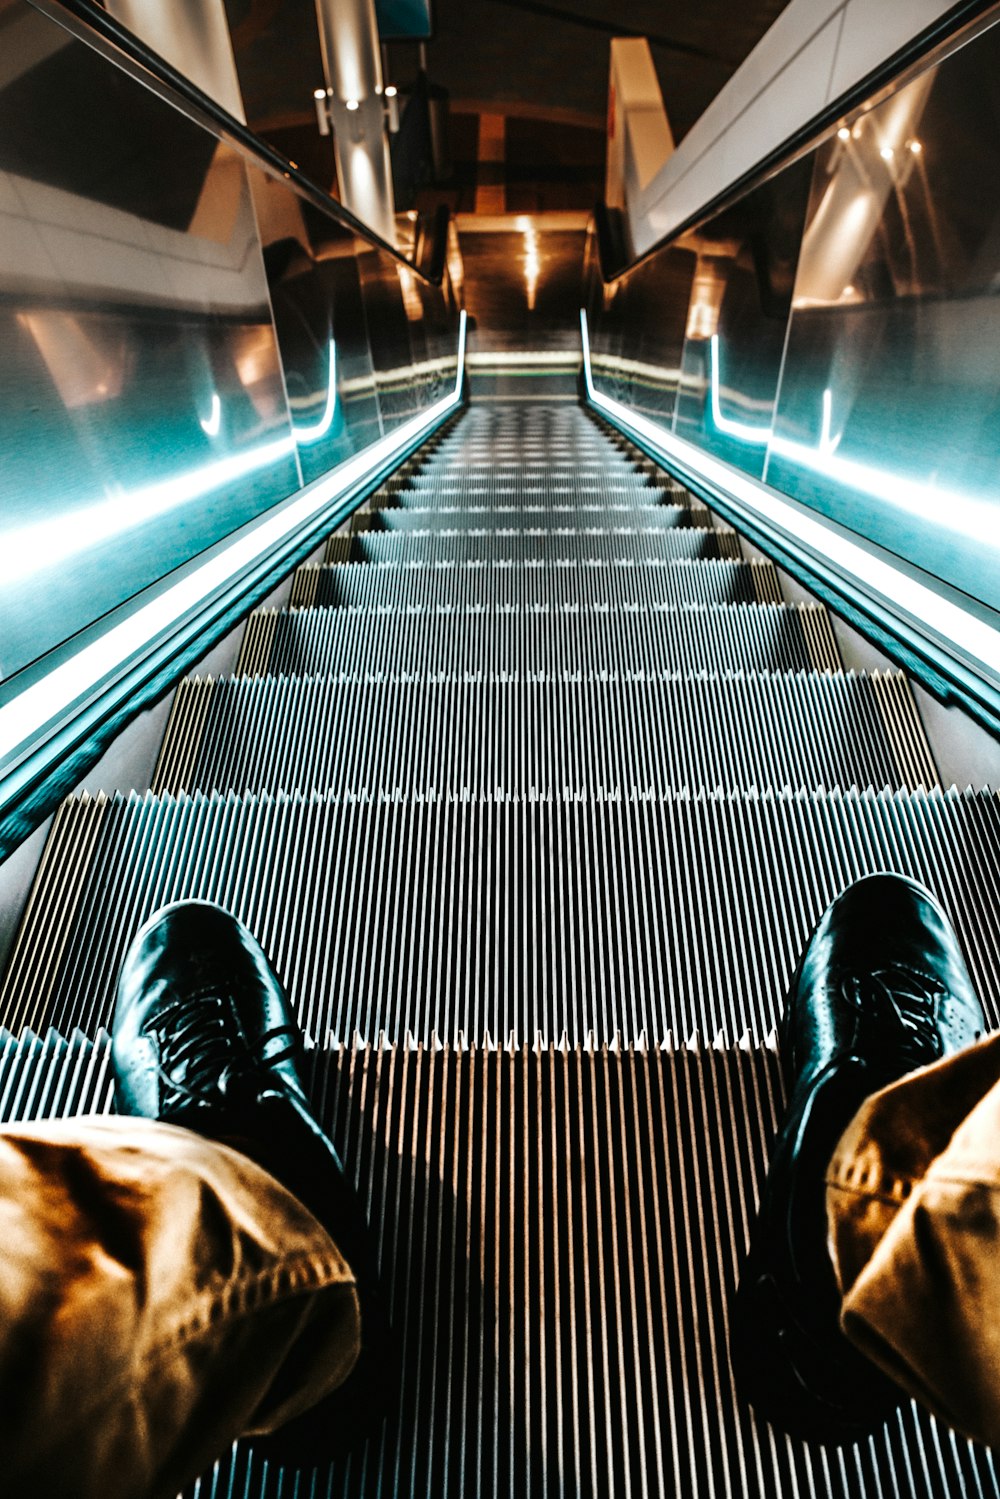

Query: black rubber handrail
[[31, 0, 447, 286], [597, 0, 999, 284]]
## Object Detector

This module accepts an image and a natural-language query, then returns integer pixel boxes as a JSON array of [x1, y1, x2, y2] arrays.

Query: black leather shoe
[[731, 874, 985, 1443], [112, 900, 396, 1462]]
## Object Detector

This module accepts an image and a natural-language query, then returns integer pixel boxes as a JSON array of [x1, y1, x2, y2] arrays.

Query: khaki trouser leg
[[826, 1031, 1000, 1444], [0, 1114, 361, 1499]]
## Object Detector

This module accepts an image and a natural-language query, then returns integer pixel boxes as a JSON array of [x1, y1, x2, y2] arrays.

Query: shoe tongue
[[841, 964, 945, 1064]]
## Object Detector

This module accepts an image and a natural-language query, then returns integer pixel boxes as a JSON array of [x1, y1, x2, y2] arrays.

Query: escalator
[[2, 397, 999, 1498]]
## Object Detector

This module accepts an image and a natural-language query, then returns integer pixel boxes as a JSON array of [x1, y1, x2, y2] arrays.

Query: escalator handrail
[[593, 0, 997, 285], [31, 0, 448, 287]]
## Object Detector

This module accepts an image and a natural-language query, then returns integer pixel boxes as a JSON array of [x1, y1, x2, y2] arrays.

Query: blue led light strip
[[581, 309, 1000, 711], [0, 312, 467, 777]]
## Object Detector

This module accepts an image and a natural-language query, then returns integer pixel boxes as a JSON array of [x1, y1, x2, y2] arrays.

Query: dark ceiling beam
[[481, 0, 735, 66]]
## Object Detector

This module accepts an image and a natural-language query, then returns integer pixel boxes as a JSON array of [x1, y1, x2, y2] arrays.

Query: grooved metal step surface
[[4, 790, 997, 1044], [353, 505, 700, 532], [364, 486, 691, 512], [236, 603, 842, 679], [323, 531, 735, 565], [2, 1027, 996, 1499], [406, 456, 666, 470], [290, 558, 782, 610], [152, 671, 937, 798], [382, 482, 687, 503], [382, 479, 679, 501], [399, 463, 666, 476]]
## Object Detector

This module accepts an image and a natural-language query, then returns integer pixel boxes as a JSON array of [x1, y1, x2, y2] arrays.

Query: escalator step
[[1, 1027, 995, 1499], [3, 789, 996, 1042], [395, 467, 675, 483], [290, 559, 782, 610], [351, 505, 701, 532], [152, 671, 938, 799], [422, 457, 660, 473], [236, 602, 842, 678], [321, 531, 738, 565], [380, 483, 683, 505], [408, 449, 655, 464], [0, 1027, 112, 1122], [365, 483, 690, 509]]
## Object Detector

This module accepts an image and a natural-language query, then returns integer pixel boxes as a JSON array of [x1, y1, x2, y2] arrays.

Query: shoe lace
[[838, 963, 946, 1069], [153, 991, 300, 1110]]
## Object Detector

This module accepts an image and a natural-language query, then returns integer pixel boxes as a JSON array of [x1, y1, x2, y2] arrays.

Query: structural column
[[314, 0, 397, 247]]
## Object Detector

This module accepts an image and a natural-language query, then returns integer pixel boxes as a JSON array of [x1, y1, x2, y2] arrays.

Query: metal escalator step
[[151, 672, 937, 799], [290, 559, 780, 609], [371, 466, 686, 488], [3, 789, 997, 1041], [351, 505, 699, 532], [0, 1026, 113, 1121], [419, 435, 645, 447], [439, 418, 598, 431], [399, 468, 669, 485], [429, 446, 641, 459], [1, 1028, 995, 1499], [420, 446, 645, 460], [321, 532, 736, 565], [366, 481, 685, 507], [236, 603, 842, 679], [421, 469, 656, 486], [387, 482, 679, 502]]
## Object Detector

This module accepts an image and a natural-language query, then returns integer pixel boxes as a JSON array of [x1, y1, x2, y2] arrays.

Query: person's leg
[[111, 900, 395, 1466], [730, 873, 987, 1442], [0, 898, 391, 1498], [0, 1114, 360, 1499], [827, 1031, 1000, 1444]]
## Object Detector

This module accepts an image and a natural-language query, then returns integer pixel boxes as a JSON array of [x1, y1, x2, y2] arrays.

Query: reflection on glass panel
[[0, 0, 461, 698], [767, 22, 1000, 610], [0, 1, 300, 685], [583, 10, 1000, 629], [671, 158, 812, 478], [357, 241, 427, 427], [355, 221, 459, 435], [585, 228, 698, 426], [250, 172, 382, 487]]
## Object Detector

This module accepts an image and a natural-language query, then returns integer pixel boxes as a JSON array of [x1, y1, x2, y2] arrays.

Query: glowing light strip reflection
[[706, 334, 988, 542], [292, 340, 338, 444], [708, 335, 770, 446], [0, 310, 467, 769], [199, 392, 221, 438], [581, 309, 1000, 675]]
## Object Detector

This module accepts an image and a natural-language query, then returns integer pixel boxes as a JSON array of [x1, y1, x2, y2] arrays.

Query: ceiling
[[225, 0, 790, 141]]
